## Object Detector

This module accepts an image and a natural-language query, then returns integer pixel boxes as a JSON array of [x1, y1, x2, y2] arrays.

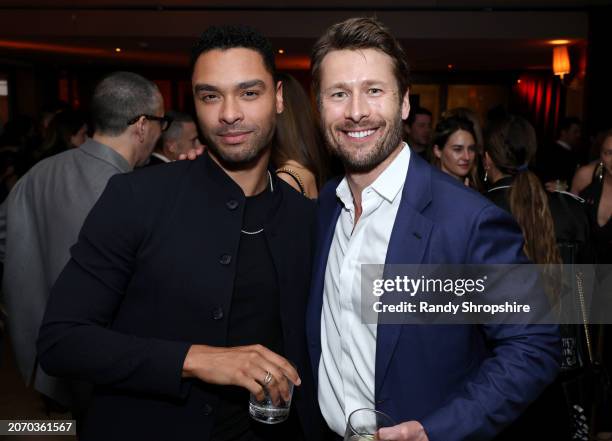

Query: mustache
[[336, 119, 384, 131]]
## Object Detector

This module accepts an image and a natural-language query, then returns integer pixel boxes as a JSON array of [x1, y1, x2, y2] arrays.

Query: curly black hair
[[191, 25, 275, 76]]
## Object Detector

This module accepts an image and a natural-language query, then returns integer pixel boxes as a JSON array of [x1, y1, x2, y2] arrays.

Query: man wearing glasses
[[0, 71, 167, 423]]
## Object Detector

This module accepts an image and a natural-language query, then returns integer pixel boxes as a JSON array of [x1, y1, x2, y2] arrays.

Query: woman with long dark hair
[[483, 114, 593, 440], [273, 73, 329, 198], [431, 115, 483, 192]]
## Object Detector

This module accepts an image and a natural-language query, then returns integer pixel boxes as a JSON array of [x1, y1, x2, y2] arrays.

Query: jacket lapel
[[375, 153, 434, 396], [306, 179, 342, 381]]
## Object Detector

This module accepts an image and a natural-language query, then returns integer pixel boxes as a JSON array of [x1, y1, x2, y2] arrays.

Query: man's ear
[[401, 88, 410, 121], [135, 116, 147, 143], [275, 80, 284, 114]]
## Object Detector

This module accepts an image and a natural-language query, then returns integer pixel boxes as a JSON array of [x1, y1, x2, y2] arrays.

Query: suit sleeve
[[420, 205, 561, 441], [37, 174, 191, 399]]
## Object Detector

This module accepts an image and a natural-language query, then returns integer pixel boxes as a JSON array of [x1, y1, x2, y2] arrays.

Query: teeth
[[347, 129, 375, 139]]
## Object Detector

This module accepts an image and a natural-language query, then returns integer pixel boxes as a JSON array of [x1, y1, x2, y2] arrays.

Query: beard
[[323, 113, 404, 173], [202, 121, 275, 171]]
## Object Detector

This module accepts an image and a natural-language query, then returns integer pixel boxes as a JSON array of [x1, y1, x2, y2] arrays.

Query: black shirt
[[211, 183, 295, 441]]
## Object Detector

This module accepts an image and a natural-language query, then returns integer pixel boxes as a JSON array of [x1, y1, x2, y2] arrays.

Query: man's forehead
[[319, 48, 396, 85], [192, 47, 273, 84]]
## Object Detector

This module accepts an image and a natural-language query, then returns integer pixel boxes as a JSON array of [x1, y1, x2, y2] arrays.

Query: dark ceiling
[[0, 1, 600, 72]]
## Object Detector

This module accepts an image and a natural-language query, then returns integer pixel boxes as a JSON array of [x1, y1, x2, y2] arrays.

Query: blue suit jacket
[[306, 152, 561, 441]]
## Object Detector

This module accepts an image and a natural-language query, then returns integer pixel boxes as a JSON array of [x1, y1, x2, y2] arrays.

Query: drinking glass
[[344, 408, 396, 441], [248, 374, 294, 424]]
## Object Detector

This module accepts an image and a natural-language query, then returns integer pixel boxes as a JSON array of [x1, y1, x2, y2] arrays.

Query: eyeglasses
[[127, 114, 173, 132]]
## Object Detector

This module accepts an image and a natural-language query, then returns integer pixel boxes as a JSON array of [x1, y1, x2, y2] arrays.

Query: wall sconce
[[552, 45, 570, 79]]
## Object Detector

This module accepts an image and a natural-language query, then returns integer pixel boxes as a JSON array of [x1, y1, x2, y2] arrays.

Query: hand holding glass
[[344, 408, 396, 441], [249, 371, 294, 424]]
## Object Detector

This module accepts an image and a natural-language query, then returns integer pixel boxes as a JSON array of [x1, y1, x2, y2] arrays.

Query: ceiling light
[[552, 45, 570, 79]]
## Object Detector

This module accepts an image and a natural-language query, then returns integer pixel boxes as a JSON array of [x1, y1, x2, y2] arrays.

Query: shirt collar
[[80, 138, 132, 173], [151, 152, 172, 163], [336, 143, 410, 208]]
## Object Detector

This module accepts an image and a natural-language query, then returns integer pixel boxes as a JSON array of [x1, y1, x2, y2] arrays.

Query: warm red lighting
[[517, 79, 522, 84], [278, 49, 285, 54], [448, 64, 454, 69], [115, 47, 122, 53], [276, 55, 310, 70]]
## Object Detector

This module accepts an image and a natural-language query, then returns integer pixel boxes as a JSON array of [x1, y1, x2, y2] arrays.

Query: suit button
[[219, 254, 232, 265], [212, 307, 224, 320], [202, 403, 213, 415], [226, 200, 239, 210]]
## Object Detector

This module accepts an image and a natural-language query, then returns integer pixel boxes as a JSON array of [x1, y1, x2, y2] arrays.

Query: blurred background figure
[[403, 106, 432, 159], [0, 71, 165, 425], [574, 128, 612, 440], [572, 128, 612, 195], [32, 109, 88, 162], [431, 115, 482, 191], [484, 114, 590, 264], [537, 116, 582, 190], [443, 107, 484, 150], [147, 110, 199, 165], [273, 73, 328, 198], [0, 116, 36, 201], [579, 129, 612, 264], [483, 114, 592, 441]]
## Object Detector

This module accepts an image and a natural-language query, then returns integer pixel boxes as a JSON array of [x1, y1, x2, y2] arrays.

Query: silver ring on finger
[[263, 371, 273, 386]]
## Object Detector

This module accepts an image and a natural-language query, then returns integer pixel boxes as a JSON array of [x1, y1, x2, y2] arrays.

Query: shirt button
[[212, 307, 224, 320], [202, 403, 213, 415], [226, 200, 239, 210], [219, 254, 232, 265]]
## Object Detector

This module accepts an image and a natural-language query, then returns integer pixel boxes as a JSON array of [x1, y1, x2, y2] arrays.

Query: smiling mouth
[[342, 128, 378, 140]]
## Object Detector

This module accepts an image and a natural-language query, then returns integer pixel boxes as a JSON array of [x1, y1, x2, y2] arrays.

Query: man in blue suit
[[305, 18, 561, 441]]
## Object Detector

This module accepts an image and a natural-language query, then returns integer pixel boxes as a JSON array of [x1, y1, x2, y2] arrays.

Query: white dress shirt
[[318, 144, 411, 435]]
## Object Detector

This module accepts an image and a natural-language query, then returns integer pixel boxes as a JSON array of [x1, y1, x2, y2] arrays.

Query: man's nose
[[345, 93, 370, 123], [220, 97, 243, 125]]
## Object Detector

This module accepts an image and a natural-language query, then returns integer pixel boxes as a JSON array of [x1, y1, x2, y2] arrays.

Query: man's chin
[[208, 145, 266, 171], [335, 150, 384, 173]]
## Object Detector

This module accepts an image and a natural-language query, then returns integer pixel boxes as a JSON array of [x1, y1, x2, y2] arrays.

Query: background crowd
[[0, 49, 611, 441]]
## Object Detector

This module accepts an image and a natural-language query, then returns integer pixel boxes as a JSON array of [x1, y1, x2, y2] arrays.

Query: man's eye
[[200, 94, 219, 102], [368, 88, 382, 95], [330, 91, 347, 99], [243, 90, 259, 99]]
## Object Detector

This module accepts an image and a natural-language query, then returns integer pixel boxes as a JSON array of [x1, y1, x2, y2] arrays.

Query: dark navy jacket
[[306, 152, 561, 441]]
